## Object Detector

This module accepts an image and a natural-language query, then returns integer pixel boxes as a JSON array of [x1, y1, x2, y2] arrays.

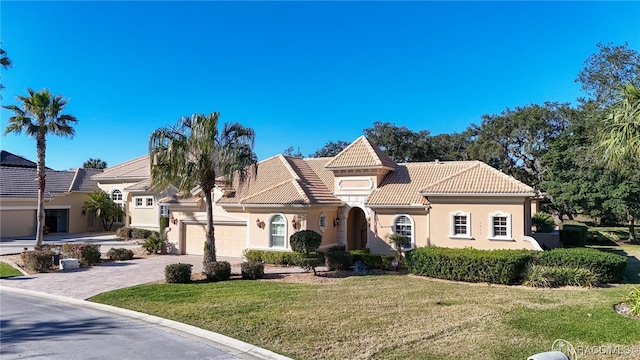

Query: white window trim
[[449, 211, 472, 239], [318, 212, 328, 233], [392, 214, 415, 250], [488, 212, 513, 241], [269, 213, 288, 249], [111, 189, 124, 223], [133, 196, 154, 209]]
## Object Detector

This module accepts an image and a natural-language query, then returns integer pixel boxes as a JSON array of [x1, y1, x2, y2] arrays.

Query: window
[[111, 189, 122, 201], [160, 205, 169, 217], [489, 212, 512, 240], [393, 215, 414, 250], [133, 196, 154, 208], [270, 214, 286, 248], [450, 211, 471, 238], [318, 212, 327, 232]]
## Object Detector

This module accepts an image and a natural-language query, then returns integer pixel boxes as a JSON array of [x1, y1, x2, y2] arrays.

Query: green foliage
[[116, 226, 132, 239], [60, 243, 101, 266], [243, 250, 304, 265], [159, 216, 169, 234], [164, 263, 192, 284], [107, 248, 134, 261], [131, 228, 153, 239], [0, 262, 22, 278], [326, 245, 347, 252], [204, 261, 232, 281], [561, 223, 588, 247], [353, 253, 403, 271], [532, 212, 555, 233], [21, 250, 54, 272], [142, 234, 167, 254], [325, 251, 353, 271], [82, 191, 124, 231], [523, 265, 598, 288], [535, 247, 627, 283], [295, 257, 320, 275], [241, 262, 264, 280], [624, 287, 640, 316], [405, 247, 534, 285], [289, 230, 322, 255], [83, 158, 107, 169]]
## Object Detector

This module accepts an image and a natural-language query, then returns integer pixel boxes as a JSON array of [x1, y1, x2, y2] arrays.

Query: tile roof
[[324, 136, 396, 170], [304, 157, 335, 192], [0, 166, 100, 199], [92, 155, 149, 180], [0, 150, 38, 168], [124, 178, 152, 191], [217, 155, 342, 206]]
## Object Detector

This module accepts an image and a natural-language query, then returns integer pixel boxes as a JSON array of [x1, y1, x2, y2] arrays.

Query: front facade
[[161, 136, 543, 257], [0, 151, 103, 238]]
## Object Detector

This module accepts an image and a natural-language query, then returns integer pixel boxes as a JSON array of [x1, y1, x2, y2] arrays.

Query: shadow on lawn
[[597, 246, 640, 284]]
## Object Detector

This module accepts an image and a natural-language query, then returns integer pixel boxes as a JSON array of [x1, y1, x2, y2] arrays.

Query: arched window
[[393, 214, 414, 250], [111, 189, 124, 223], [270, 214, 286, 248]]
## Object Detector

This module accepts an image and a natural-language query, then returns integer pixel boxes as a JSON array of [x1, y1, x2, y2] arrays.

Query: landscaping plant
[[164, 263, 192, 284], [204, 261, 231, 281], [107, 248, 134, 261], [290, 230, 322, 275], [624, 287, 640, 316], [241, 261, 265, 280]]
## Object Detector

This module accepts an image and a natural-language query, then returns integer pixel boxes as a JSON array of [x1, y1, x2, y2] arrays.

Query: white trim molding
[[392, 214, 415, 250], [488, 211, 513, 241], [449, 210, 472, 239]]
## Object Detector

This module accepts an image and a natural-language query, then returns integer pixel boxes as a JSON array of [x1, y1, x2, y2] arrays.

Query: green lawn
[[0, 262, 23, 278], [91, 266, 640, 359]]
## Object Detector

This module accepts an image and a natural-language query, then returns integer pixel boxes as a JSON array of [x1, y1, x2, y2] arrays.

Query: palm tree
[[3, 88, 78, 246], [82, 191, 124, 231], [599, 83, 640, 167], [149, 112, 257, 265], [83, 158, 107, 169], [0, 48, 11, 95]]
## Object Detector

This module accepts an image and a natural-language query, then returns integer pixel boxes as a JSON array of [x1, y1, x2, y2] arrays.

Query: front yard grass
[[91, 272, 640, 359], [0, 262, 23, 278]]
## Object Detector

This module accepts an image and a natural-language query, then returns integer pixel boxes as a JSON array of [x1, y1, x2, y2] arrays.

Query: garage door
[[1, 210, 36, 238], [185, 223, 247, 257]]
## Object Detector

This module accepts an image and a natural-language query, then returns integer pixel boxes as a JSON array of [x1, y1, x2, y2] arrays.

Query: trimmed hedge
[[561, 224, 588, 247], [165, 263, 192, 283], [325, 251, 353, 270], [116, 226, 132, 239], [351, 252, 402, 271], [61, 243, 101, 266], [204, 261, 231, 281], [107, 248, 134, 261], [406, 247, 534, 285], [534, 247, 627, 283], [243, 250, 304, 265], [241, 262, 265, 280]]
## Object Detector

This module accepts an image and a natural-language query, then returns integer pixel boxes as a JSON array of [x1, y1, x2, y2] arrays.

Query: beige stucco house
[[0, 151, 103, 237], [160, 136, 543, 257]]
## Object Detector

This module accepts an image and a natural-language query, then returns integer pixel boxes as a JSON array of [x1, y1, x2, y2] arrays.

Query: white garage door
[[1, 210, 36, 238], [184, 223, 246, 257]]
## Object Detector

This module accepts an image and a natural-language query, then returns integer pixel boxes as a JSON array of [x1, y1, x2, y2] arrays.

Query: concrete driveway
[[0, 233, 139, 255], [0, 255, 243, 299]]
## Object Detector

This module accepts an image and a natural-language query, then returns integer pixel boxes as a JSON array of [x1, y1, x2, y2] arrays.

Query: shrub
[[243, 250, 304, 265], [116, 226, 132, 239], [35, 244, 61, 253], [405, 247, 534, 285], [534, 247, 627, 283], [355, 253, 404, 271], [326, 245, 346, 252], [523, 265, 598, 288], [61, 243, 101, 266], [325, 251, 354, 271], [131, 228, 153, 239], [107, 248, 134, 261], [290, 230, 322, 255], [164, 263, 192, 283], [295, 257, 320, 275], [204, 261, 231, 281], [142, 234, 167, 254], [561, 224, 588, 247], [624, 288, 640, 316], [241, 261, 265, 280], [532, 212, 555, 233], [21, 250, 54, 272]]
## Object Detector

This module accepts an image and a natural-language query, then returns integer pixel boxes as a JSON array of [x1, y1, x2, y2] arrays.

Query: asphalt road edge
[[0, 285, 293, 360]]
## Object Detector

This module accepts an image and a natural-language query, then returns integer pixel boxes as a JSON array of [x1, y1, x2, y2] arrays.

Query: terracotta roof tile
[[325, 136, 396, 169]]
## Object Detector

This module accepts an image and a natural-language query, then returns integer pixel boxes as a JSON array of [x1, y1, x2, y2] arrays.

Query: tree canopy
[[83, 158, 107, 169]]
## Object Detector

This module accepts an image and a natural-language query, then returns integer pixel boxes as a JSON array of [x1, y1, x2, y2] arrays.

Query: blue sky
[[1, 1, 639, 170]]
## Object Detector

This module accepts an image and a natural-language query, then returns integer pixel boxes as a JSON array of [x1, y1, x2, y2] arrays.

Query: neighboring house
[[161, 136, 543, 257], [91, 155, 172, 232], [0, 151, 103, 237]]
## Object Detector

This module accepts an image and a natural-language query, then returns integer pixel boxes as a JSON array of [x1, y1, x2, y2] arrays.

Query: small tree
[[388, 233, 409, 259], [82, 190, 124, 231], [290, 230, 322, 276]]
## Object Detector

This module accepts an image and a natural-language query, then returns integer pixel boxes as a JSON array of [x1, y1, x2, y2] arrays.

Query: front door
[[347, 207, 368, 251]]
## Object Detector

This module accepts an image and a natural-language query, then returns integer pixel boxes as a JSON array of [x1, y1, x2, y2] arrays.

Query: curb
[[0, 286, 293, 360]]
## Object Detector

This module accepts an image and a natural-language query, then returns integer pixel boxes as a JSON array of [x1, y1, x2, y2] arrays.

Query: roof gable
[[1, 150, 42, 169], [324, 136, 396, 170]]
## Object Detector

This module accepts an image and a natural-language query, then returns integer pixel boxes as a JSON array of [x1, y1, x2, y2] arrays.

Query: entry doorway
[[346, 207, 368, 251], [45, 209, 69, 233]]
